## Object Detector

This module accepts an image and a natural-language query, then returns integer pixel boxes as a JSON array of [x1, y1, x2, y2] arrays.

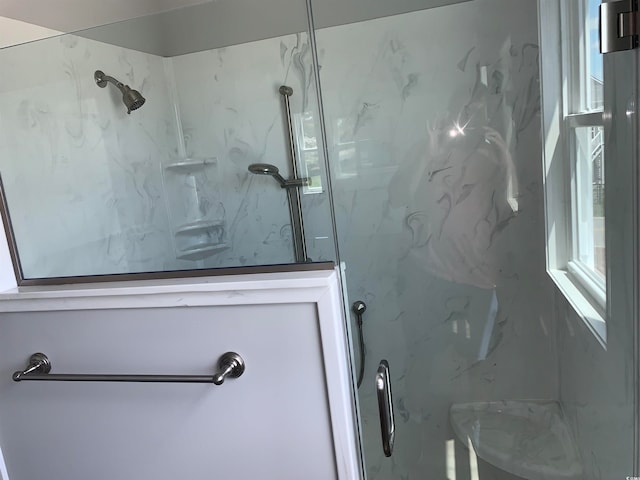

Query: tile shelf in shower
[[164, 157, 217, 172], [174, 219, 224, 235], [176, 243, 228, 261], [449, 400, 581, 480]]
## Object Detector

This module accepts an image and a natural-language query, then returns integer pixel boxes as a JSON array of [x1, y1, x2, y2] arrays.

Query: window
[[541, 0, 606, 344], [294, 111, 323, 194]]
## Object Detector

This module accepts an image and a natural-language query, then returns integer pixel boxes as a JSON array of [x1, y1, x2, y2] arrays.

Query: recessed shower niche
[[162, 157, 228, 261]]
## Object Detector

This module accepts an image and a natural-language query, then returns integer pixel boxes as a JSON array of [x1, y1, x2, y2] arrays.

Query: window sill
[[548, 268, 607, 349]]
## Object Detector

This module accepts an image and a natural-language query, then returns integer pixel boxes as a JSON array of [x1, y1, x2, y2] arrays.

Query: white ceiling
[[0, 0, 472, 56], [0, 0, 212, 33], [0, 16, 60, 48]]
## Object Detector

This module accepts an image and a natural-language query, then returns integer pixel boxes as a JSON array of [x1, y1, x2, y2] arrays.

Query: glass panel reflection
[[0, 0, 336, 279], [312, 1, 548, 478]]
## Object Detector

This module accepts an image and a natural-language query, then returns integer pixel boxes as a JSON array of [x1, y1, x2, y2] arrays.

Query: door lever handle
[[376, 359, 395, 457]]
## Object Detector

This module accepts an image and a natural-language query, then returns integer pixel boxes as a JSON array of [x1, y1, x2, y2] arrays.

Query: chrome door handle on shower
[[12, 352, 245, 385], [376, 359, 395, 457]]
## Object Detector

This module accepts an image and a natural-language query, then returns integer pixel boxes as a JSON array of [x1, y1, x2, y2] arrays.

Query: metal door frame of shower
[[594, 1, 640, 474], [302, 0, 366, 477]]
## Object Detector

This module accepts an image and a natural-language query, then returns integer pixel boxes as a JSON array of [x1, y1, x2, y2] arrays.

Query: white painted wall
[[0, 17, 61, 49], [0, 269, 361, 480]]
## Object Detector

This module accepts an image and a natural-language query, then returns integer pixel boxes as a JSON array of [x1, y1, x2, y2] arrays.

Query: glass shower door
[[309, 0, 639, 478]]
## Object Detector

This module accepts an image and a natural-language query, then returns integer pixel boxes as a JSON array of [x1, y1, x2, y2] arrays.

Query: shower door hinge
[[600, 0, 640, 53]]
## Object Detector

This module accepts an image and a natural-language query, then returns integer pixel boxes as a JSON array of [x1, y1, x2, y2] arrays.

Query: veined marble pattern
[[0, 30, 336, 277], [450, 400, 581, 480], [170, 32, 335, 268], [0, 5, 627, 480], [0, 34, 190, 277], [0, 8, 557, 479], [315, 1, 555, 478]]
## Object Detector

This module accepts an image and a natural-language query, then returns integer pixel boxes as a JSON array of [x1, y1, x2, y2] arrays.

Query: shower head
[[249, 163, 280, 176], [121, 86, 145, 113], [248, 163, 288, 187], [94, 70, 146, 114]]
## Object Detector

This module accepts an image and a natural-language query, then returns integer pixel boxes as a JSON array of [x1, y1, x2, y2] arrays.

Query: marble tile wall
[[313, 1, 558, 478], [0, 34, 192, 278], [556, 298, 634, 480], [552, 48, 637, 480], [536, 2, 636, 478], [0, 30, 336, 277], [169, 33, 336, 268], [0, 4, 628, 479]]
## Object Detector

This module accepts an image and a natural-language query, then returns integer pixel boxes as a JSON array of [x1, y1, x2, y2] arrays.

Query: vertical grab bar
[[279, 85, 309, 263], [376, 359, 395, 457]]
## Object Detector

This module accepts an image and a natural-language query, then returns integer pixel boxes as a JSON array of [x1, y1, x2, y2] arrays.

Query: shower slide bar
[[12, 352, 245, 385], [247, 86, 310, 263], [279, 85, 309, 263]]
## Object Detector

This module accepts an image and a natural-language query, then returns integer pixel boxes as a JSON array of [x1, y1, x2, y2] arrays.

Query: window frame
[[293, 111, 324, 194], [541, 0, 607, 346]]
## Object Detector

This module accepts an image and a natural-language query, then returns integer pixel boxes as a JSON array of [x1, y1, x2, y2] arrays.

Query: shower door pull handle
[[376, 359, 395, 457]]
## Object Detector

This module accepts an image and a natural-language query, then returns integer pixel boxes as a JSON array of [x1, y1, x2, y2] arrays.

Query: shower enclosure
[[0, 0, 637, 478]]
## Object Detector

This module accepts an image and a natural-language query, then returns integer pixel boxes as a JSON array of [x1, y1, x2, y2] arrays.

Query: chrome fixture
[[279, 85, 309, 263], [247, 85, 310, 263], [94, 70, 146, 114], [248, 163, 308, 189], [212, 352, 245, 385], [376, 359, 395, 457], [599, 0, 640, 53], [352, 300, 367, 388], [12, 352, 245, 385]]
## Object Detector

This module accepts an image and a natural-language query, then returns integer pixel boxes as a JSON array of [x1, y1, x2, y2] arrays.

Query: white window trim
[[548, 268, 606, 343], [540, 0, 607, 348], [293, 112, 324, 195]]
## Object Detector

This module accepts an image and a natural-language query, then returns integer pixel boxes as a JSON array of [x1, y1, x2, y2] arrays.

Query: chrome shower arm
[[277, 175, 309, 189], [94, 70, 125, 93], [247, 163, 309, 188], [272, 171, 288, 188]]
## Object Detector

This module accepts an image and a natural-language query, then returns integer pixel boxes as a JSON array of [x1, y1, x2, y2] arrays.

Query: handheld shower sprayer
[[248, 163, 308, 189], [248, 163, 289, 188], [94, 70, 146, 114]]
